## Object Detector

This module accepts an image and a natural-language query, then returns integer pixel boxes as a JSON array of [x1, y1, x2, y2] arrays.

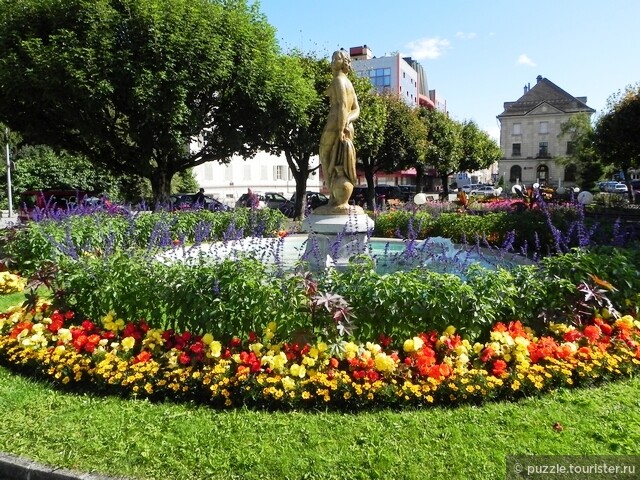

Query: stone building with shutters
[[497, 75, 595, 189]]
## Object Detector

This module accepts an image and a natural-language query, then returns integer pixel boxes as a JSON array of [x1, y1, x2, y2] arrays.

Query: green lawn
[[1, 364, 638, 480]]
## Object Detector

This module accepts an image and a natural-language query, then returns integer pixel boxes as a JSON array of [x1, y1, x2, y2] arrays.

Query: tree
[[264, 52, 330, 220], [558, 112, 603, 190], [594, 83, 640, 197], [459, 120, 502, 177], [0, 0, 288, 201], [353, 92, 427, 210], [419, 108, 462, 198]]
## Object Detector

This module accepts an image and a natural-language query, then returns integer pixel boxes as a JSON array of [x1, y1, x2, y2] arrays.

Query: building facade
[[497, 75, 595, 189], [191, 148, 322, 207]]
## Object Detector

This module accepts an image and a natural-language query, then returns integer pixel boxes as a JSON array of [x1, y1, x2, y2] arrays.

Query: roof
[[497, 76, 595, 118]]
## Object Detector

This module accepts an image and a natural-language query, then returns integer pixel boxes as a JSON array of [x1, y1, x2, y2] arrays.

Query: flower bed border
[[2, 300, 639, 411]]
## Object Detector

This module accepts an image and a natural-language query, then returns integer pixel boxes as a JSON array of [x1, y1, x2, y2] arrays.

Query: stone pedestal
[[301, 208, 375, 271]]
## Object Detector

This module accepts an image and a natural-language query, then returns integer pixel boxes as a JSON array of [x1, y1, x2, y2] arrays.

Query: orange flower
[[583, 325, 602, 343], [491, 359, 508, 377]]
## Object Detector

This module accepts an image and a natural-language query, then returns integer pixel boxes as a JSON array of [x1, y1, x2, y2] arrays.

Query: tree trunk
[[363, 165, 376, 210], [149, 169, 174, 208], [285, 151, 310, 221], [440, 174, 451, 201]]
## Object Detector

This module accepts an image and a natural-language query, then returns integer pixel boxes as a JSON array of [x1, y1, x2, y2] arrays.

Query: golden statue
[[317, 49, 360, 213]]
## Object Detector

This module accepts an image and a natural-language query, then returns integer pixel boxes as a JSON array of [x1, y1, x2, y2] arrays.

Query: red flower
[[480, 346, 495, 363], [178, 352, 191, 365], [133, 351, 152, 364], [228, 337, 241, 348], [583, 325, 602, 343], [378, 333, 393, 349], [563, 329, 582, 342], [491, 359, 508, 377], [64, 310, 75, 320]]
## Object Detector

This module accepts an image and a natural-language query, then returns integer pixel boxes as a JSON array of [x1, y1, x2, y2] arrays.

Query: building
[[349, 45, 438, 110], [497, 75, 595, 189], [191, 148, 321, 207]]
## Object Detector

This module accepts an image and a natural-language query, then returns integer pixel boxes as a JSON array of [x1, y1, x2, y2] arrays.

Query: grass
[[2, 283, 639, 480], [0, 364, 639, 480]]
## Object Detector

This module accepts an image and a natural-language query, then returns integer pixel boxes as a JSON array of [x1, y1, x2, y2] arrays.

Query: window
[[512, 143, 521, 156], [274, 165, 285, 181], [539, 121, 548, 134], [204, 163, 214, 180], [512, 123, 521, 135], [366, 67, 391, 94], [243, 165, 252, 181], [538, 142, 549, 157], [224, 164, 232, 182], [260, 166, 268, 180], [509, 165, 522, 183], [564, 164, 577, 182], [566, 141, 574, 155]]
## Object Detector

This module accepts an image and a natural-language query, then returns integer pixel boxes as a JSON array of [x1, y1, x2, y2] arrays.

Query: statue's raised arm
[[318, 49, 360, 212]]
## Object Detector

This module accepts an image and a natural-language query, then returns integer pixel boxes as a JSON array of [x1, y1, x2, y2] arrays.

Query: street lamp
[[5, 127, 13, 218]]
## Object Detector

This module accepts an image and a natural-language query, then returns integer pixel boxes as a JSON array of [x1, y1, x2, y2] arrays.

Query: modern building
[[497, 75, 595, 189], [349, 45, 436, 109]]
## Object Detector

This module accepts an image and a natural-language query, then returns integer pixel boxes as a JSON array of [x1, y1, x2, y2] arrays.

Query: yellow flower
[[202, 333, 214, 345], [374, 353, 396, 373], [281, 376, 296, 391], [121, 336, 136, 351], [209, 341, 222, 358], [403, 336, 423, 353], [289, 363, 306, 378]]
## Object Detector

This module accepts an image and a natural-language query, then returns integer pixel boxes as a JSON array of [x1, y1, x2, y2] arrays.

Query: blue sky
[[258, 0, 640, 141]]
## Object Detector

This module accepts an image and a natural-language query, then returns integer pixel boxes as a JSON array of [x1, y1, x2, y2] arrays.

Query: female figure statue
[[318, 49, 360, 211]]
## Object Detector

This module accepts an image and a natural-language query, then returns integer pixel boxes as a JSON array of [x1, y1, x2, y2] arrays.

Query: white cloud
[[517, 54, 536, 67], [455, 31, 477, 40], [404, 37, 451, 60]]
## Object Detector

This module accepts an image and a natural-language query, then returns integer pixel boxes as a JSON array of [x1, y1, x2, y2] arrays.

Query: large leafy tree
[[594, 83, 640, 192], [0, 0, 288, 201], [459, 120, 502, 184], [264, 52, 329, 220], [558, 112, 603, 191], [356, 93, 426, 209], [419, 108, 462, 197]]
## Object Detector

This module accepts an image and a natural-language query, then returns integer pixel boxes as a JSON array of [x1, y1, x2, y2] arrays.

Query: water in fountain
[[156, 233, 530, 276]]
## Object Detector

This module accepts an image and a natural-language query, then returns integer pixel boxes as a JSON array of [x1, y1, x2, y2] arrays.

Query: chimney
[[536, 75, 543, 83]]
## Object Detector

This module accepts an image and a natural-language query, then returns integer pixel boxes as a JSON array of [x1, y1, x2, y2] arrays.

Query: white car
[[606, 182, 628, 193], [461, 184, 480, 193], [469, 185, 497, 196]]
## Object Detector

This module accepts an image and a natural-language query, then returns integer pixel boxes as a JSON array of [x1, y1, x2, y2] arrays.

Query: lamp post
[[5, 127, 13, 218]]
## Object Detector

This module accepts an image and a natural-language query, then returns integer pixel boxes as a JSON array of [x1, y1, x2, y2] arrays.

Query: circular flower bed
[[1, 299, 639, 410]]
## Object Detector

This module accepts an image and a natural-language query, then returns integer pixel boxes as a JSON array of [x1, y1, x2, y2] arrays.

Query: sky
[[257, 0, 640, 141]]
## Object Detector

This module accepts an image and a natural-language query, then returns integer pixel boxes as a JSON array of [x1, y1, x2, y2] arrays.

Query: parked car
[[170, 193, 231, 212], [18, 189, 89, 222], [349, 185, 401, 207], [290, 191, 329, 210], [469, 185, 497, 197], [604, 182, 628, 193], [235, 191, 295, 217], [461, 184, 480, 193], [374, 184, 404, 202]]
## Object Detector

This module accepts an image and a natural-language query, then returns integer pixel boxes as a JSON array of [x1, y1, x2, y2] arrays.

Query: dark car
[[18, 189, 89, 222], [290, 191, 329, 210], [170, 193, 231, 212], [235, 191, 295, 217], [374, 184, 404, 202]]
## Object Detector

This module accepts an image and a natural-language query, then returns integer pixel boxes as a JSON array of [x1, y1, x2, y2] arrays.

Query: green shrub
[[1, 209, 288, 277]]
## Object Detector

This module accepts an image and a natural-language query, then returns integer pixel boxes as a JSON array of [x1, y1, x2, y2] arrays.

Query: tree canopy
[[594, 83, 640, 180], [0, 0, 289, 201]]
